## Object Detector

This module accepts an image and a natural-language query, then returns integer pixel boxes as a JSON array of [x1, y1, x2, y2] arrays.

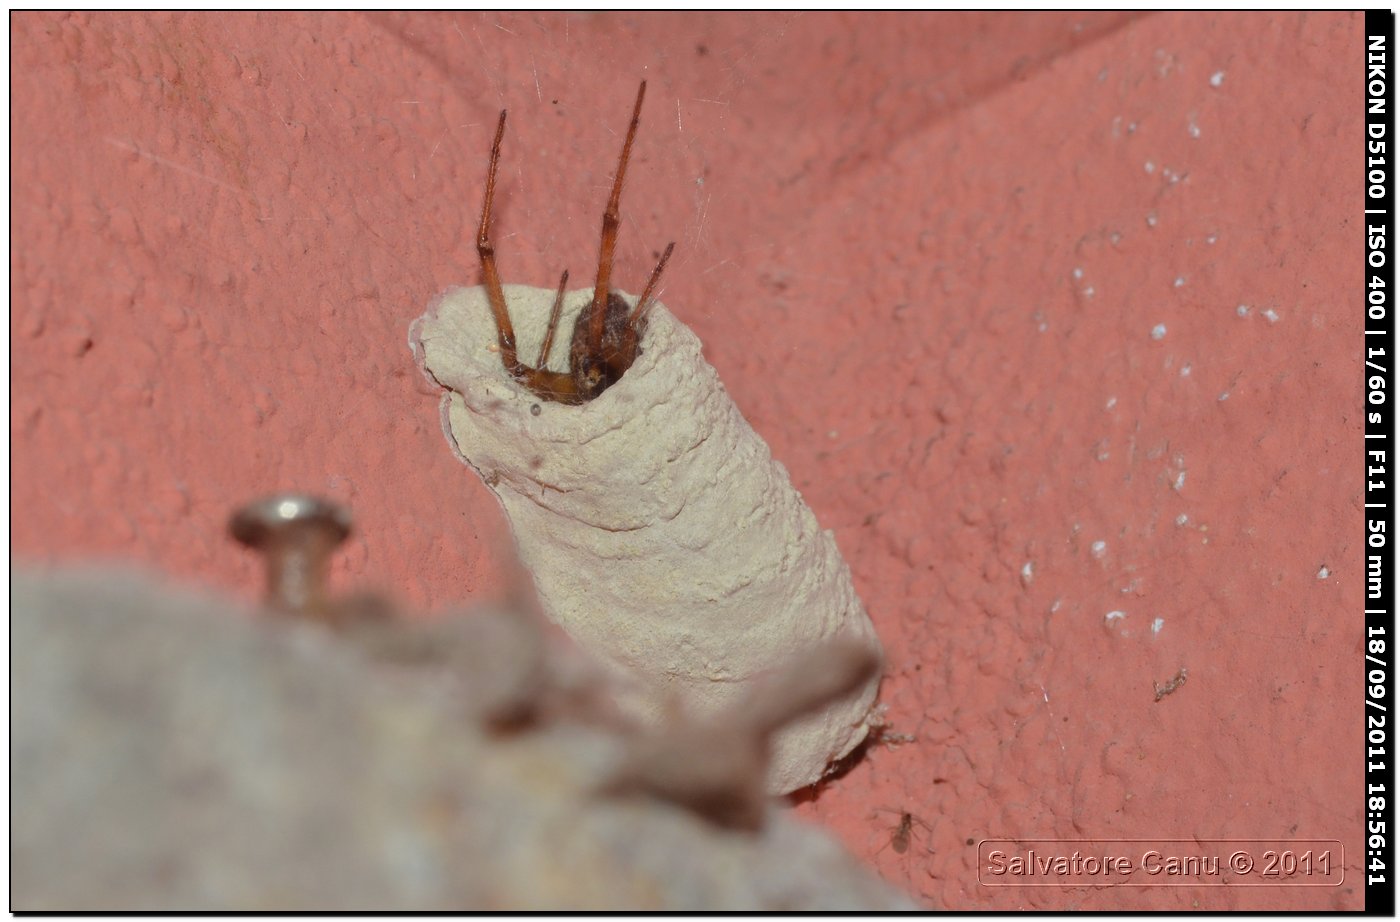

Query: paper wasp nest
[[411, 284, 884, 794]]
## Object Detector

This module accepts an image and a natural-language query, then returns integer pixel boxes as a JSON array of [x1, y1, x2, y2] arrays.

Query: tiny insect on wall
[[874, 807, 934, 857]]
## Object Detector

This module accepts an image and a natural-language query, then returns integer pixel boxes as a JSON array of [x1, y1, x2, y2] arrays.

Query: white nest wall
[[412, 284, 882, 793]]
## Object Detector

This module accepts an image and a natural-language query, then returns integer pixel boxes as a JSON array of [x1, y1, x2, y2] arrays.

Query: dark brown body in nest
[[474, 80, 674, 405], [566, 291, 642, 400]]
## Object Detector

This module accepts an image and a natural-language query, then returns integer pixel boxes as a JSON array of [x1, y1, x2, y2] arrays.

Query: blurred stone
[[12, 567, 914, 911]]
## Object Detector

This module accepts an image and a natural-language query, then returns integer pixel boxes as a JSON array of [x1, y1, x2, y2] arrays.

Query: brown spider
[[475, 80, 675, 405]]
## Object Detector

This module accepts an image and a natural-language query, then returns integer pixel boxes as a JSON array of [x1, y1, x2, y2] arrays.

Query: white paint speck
[[1173, 470, 1187, 491], [1218, 391, 1231, 402], [1151, 617, 1165, 635], [1173, 277, 1185, 288], [1091, 540, 1107, 558], [1188, 120, 1201, 139], [1083, 286, 1096, 298], [1210, 70, 1226, 88], [1236, 304, 1251, 317], [1175, 513, 1189, 526], [1106, 396, 1118, 410], [1051, 598, 1062, 613], [1145, 160, 1156, 174], [1146, 211, 1158, 228], [1317, 565, 1330, 579], [1151, 323, 1167, 340], [1021, 561, 1034, 583], [1105, 610, 1126, 623], [1206, 234, 1218, 245], [1263, 308, 1279, 323], [1072, 267, 1084, 280], [1180, 363, 1192, 377]]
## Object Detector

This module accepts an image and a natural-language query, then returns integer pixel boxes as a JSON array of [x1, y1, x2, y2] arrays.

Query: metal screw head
[[229, 494, 352, 617]]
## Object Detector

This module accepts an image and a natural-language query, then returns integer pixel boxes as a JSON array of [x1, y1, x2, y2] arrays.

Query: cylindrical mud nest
[[412, 284, 882, 793]]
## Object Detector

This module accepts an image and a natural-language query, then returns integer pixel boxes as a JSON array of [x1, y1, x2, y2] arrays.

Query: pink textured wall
[[12, 11, 1362, 909]]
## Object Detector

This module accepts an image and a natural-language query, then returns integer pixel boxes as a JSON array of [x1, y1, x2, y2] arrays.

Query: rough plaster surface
[[11, 12, 1363, 909], [412, 283, 883, 793]]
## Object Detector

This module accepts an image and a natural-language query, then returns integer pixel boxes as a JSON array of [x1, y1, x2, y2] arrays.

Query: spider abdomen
[[569, 292, 644, 398]]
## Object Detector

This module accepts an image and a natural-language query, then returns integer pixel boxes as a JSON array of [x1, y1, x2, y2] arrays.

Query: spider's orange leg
[[588, 80, 647, 358], [602, 242, 675, 381], [536, 269, 569, 368], [628, 241, 675, 327], [477, 109, 522, 376]]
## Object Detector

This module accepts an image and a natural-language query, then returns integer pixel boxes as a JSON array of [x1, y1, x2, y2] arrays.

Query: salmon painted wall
[[12, 11, 1363, 909]]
